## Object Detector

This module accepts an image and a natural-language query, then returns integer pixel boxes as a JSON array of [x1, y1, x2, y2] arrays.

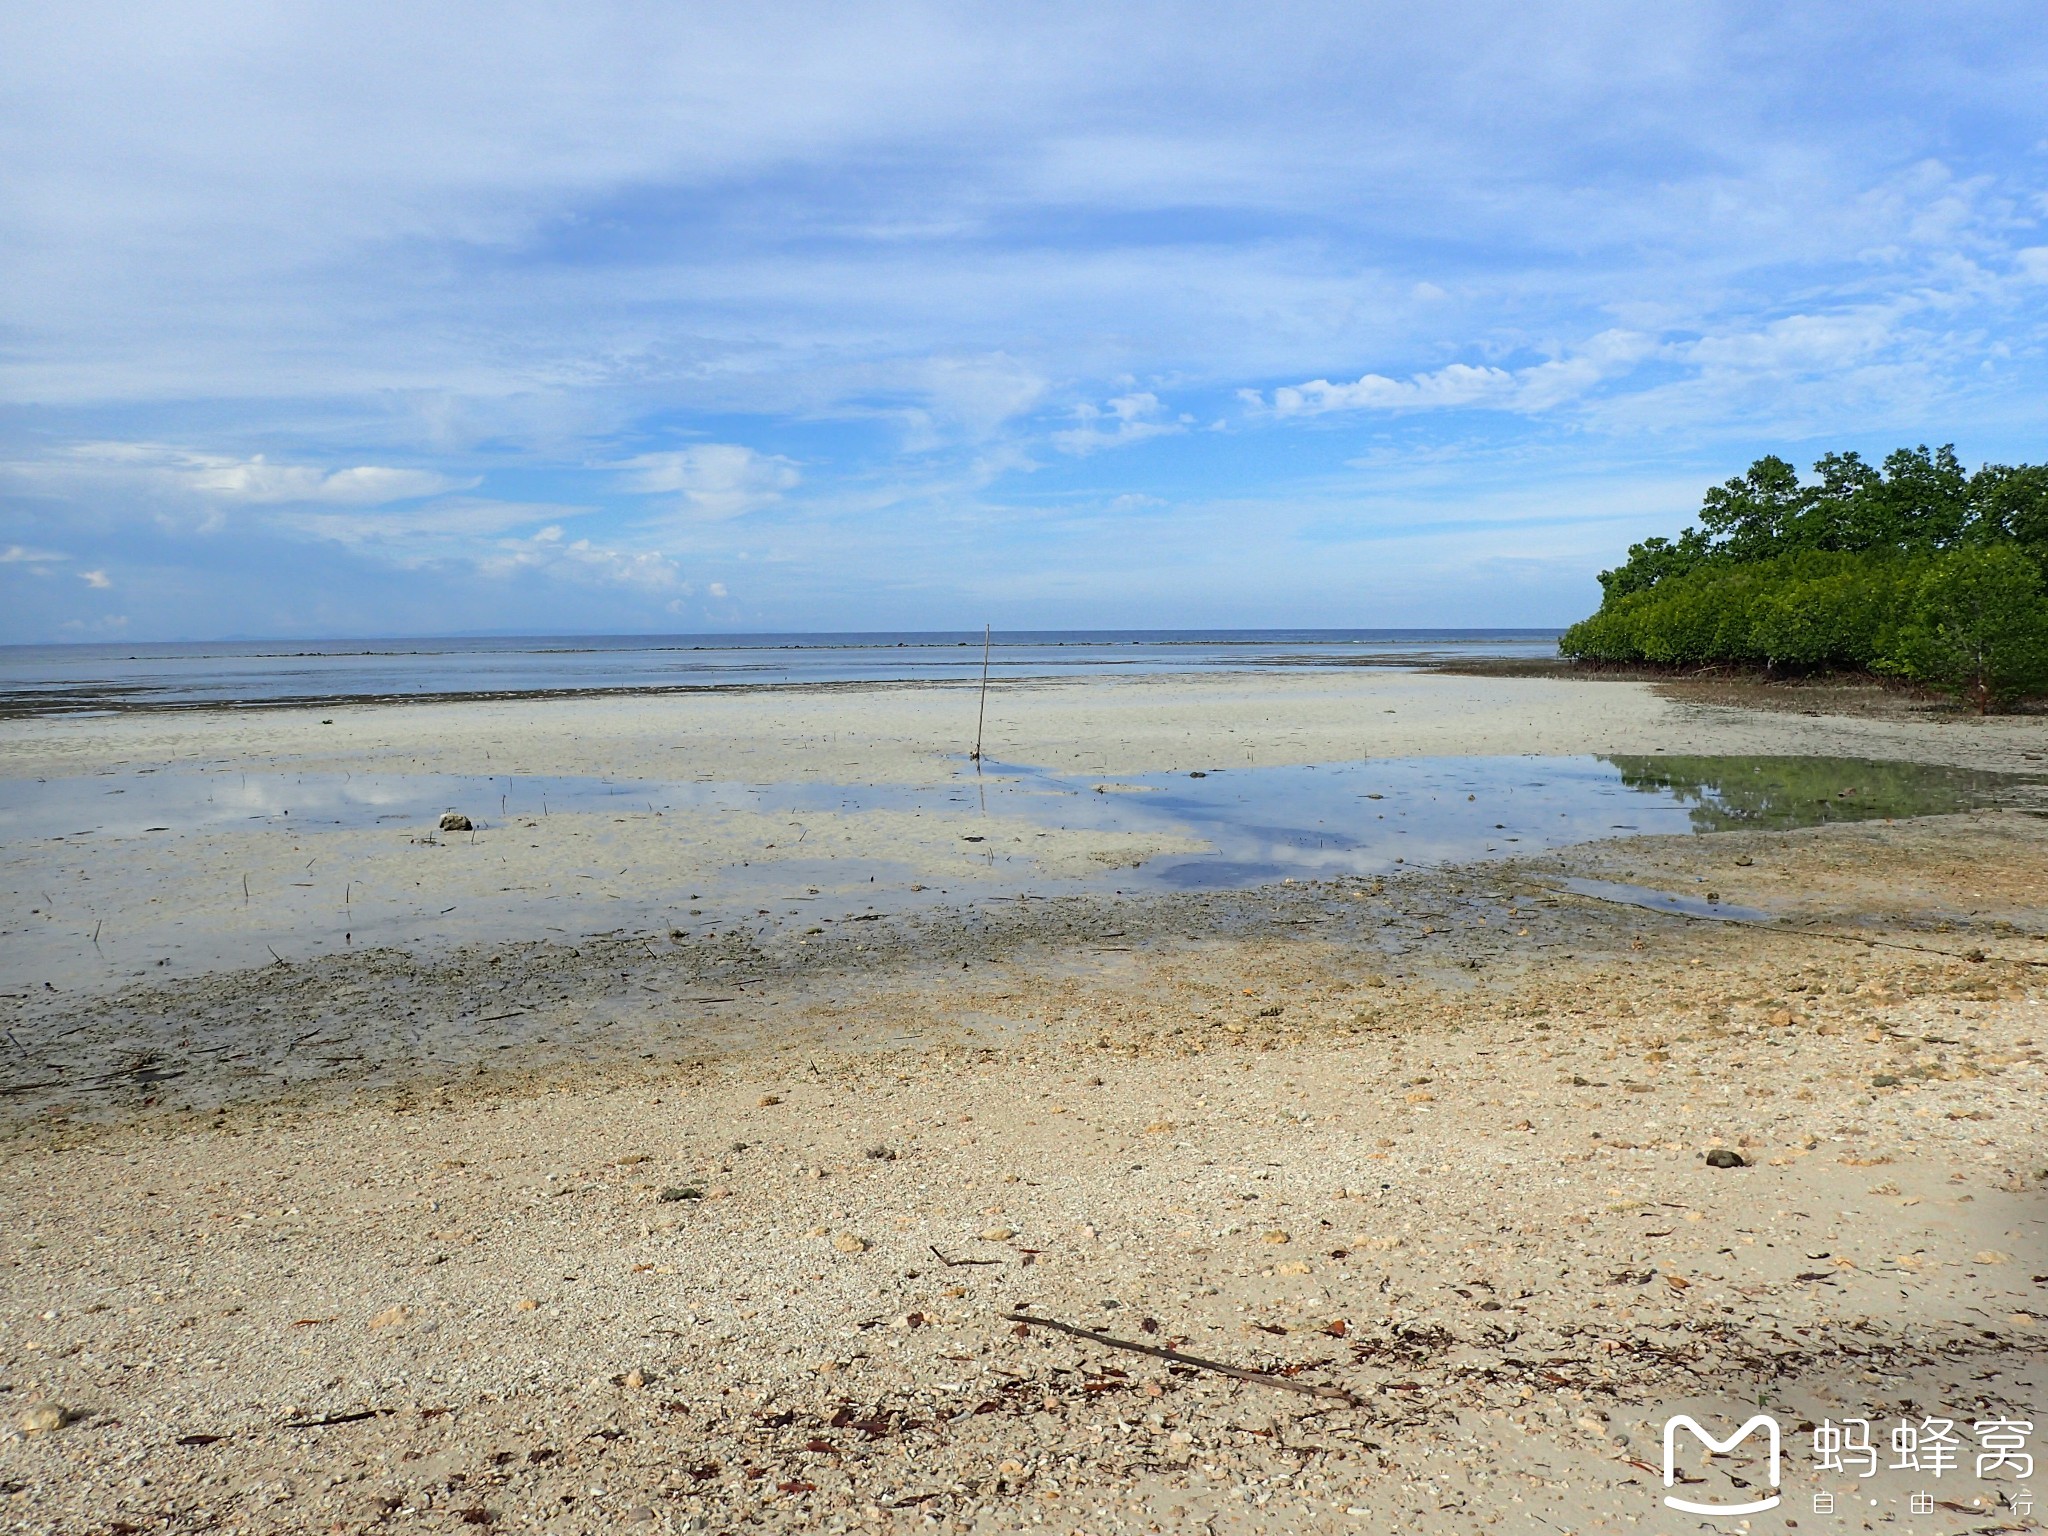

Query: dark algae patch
[[1603, 754, 2038, 832]]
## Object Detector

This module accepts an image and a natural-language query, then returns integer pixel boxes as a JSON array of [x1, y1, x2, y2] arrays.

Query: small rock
[[1262, 1230, 1292, 1245], [979, 1226, 1016, 1242], [513, 1298, 539, 1311], [17, 1402, 67, 1434], [368, 1305, 412, 1329], [1870, 1073, 1902, 1088], [437, 812, 472, 832], [1704, 1149, 1749, 1169], [623, 1369, 646, 1390], [1974, 1250, 2010, 1265], [758, 1094, 782, 1108], [1734, 854, 1753, 866], [832, 1232, 868, 1254], [658, 1186, 702, 1203]]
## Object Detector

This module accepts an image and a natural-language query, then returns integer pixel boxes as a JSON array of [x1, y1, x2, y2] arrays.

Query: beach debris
[[282, 1408, 391, 1429], [16, 1402, 68, 1434], [930, 1245, 998, 1267], [1004, 1312, 1358, 1405], [438, 811, 473, 832], [1703, 1149, 1749, 1169]]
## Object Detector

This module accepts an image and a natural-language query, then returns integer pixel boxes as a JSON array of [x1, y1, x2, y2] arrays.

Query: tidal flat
[[2, 669, 2045, 1534]]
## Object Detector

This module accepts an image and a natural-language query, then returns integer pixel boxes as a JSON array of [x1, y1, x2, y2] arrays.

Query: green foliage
[[1877, 546, 2048, 712], [1562, 551, 1914, 667], [1603, 755, 2014, 832], [1564, 444, 2048, 709]]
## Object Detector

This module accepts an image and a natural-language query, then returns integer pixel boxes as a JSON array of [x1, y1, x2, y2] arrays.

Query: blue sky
[[5, 2, 2048, 641]]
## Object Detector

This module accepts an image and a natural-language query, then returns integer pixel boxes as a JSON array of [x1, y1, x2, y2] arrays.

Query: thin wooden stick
[[971, 624, 990, 763], [931, 1245, 999, 1268], [1003, 1313, 1358, 1405]]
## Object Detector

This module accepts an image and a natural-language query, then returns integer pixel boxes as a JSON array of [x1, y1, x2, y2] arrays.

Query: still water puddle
[[2, 753, 2032, 882], [2, 752, 2035, 991]]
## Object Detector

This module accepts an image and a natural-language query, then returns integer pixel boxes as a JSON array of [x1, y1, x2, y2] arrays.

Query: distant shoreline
[[0, 633, 1564, 718]]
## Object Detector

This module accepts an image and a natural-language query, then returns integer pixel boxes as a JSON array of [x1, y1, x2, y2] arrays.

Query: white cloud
[[707, 580, 729, 599], [615, 445, 800, 521], [9, 441, 472, 505], [0, 544, 66, 563], [78, 568, 111, 588], [1052, 392, 1187, 454], [478, 525, 682, 591], [1677, 311, 1894, 374], [1258, 362, 1516, 416], [181, 457, 465, 505], [1253, 331, 1655, 418], [273, 497, 575, 547]]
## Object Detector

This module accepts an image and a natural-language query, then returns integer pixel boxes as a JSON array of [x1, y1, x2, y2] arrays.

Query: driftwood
[[1003, 1313, 1358, 1405]]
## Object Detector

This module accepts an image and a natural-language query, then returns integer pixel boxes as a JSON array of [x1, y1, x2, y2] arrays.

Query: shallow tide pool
[[1, 753, 2035, 989]]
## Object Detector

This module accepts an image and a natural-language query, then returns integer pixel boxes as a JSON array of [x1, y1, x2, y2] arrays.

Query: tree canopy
[[1562, 446, 2048, 710]]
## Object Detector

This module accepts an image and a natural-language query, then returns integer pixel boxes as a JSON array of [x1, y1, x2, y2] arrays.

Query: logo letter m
[[1662, 1414, 1783, 1515]]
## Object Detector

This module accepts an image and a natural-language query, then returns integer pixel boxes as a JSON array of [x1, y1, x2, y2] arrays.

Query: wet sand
[[2, 672, 2046, 1533]]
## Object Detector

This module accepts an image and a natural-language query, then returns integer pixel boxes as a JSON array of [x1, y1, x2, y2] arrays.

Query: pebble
[[17, 1403, 66, 1434], [437, 812, 472, 832], [979, 1225, 1016, 1241], [514, 1298, 539, 1311], [832, 1232, 868, 1253], [1704, 1149, 1748, 1168]]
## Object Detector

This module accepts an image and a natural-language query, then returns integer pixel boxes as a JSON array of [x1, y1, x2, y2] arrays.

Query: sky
[[4, 2, 2048, 642]]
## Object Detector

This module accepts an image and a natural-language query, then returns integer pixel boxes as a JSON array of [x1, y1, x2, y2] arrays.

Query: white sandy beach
[[2, 670, 2046, 1535]]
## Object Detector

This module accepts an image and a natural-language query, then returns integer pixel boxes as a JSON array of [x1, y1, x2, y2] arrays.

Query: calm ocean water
[[0, 629, 1559, 715]]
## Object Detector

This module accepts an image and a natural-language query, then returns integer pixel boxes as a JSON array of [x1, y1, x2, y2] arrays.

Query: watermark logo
[[1663, 1414, 1783, 1516]]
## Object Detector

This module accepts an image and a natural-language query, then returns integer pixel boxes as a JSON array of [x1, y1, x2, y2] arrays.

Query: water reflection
[[1602, 755, 2025, 833]]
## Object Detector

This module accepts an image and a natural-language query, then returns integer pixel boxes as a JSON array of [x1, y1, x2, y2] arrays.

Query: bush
[[1876, 547, 2048, 712], [1560, 551, 1911, 670], [1562, 445, 2048, 709]]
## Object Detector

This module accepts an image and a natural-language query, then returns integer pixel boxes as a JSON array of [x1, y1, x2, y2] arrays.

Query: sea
[[0, 629, 1560, 715]]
